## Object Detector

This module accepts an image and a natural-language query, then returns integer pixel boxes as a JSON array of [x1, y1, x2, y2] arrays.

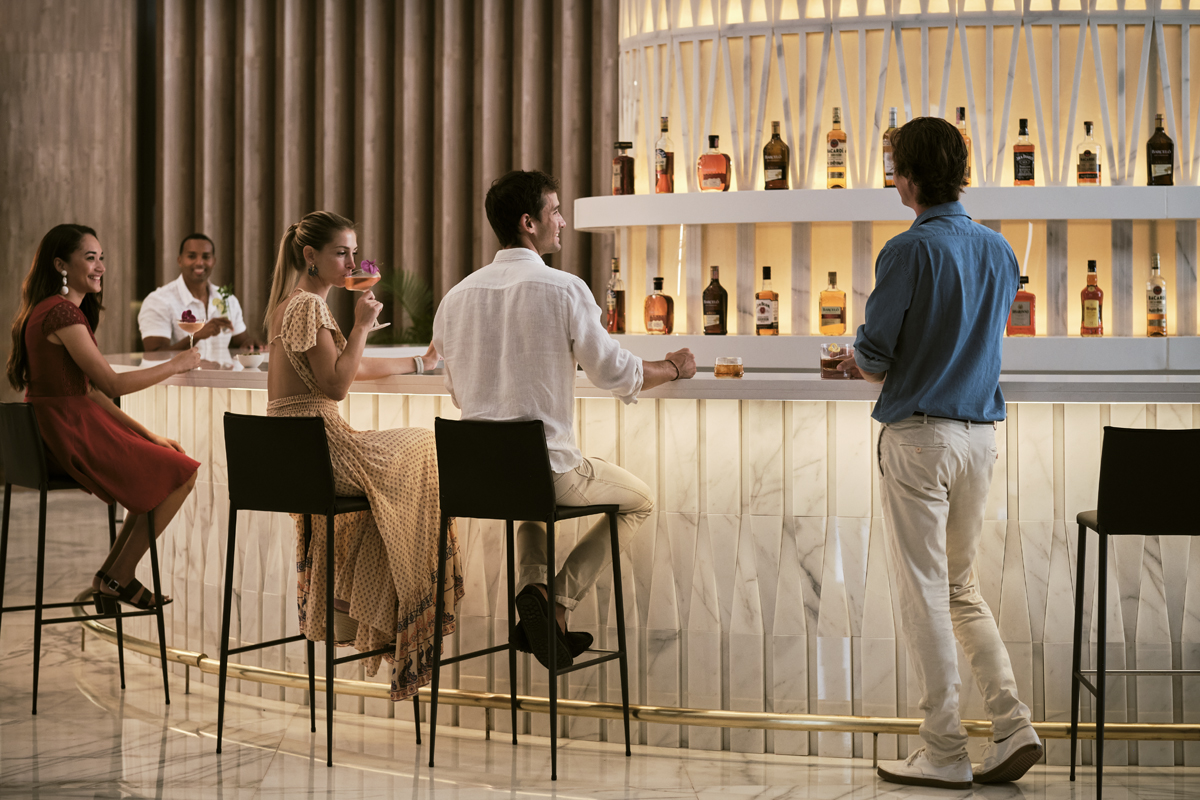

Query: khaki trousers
[[878, 415, 1032, 765], [517, 456, 654, 611]]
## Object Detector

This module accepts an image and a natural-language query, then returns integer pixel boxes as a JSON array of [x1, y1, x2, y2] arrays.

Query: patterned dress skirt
[[267, 393, 464, 701]]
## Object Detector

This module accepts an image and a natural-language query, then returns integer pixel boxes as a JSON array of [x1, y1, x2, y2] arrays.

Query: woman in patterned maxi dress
[[264, 211, 462, 701]]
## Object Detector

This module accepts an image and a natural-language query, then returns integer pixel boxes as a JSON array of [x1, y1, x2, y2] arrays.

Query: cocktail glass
[[345, 268, 389, 332], [178, 316, 205, 349]]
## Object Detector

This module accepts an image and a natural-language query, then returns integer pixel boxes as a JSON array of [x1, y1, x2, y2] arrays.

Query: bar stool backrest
[[434, 418, 556, 522], [223, 413, 337, 514], [0, 402, 49, 490], [1097, 425, 1200, 536]]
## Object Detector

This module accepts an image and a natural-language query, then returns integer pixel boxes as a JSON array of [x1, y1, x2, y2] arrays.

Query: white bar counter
[[109, 342, 1200, 765]]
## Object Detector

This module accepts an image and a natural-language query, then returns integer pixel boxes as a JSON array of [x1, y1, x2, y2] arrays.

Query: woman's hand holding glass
[[353, 289, 384, 333], [169, 347, 201, 373]]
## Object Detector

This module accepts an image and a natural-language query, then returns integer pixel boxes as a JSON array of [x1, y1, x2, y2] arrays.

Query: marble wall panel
[[128, 389, 1200, 764]]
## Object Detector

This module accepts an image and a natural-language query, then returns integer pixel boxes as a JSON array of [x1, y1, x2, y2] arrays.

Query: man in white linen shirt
[[138, 233, 258, 356], [433, 169, 696, 669]]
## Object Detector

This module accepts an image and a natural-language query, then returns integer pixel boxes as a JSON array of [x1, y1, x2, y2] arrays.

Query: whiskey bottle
[[819, 271, 846, 335], [827, 107, 847, 189], [644, 276, 674, 335], [655, 117, 674, 194], [1076, 121, 1101, 186], [1147, 253, 1167, 337], [612, 141, 635, 195], [605, 257, 625, 334], [756, 266, 779, 336], [956, 107, 971, 187], [1014, 119, 1035, 186], [883, 107, 898, 188], [702, 266, 728, 335], [697, 135, 731, 192], [1081, 260, 1103, 337], [1147, 113, 1174, 186], [1007, 275, 1036, 337], [763, 121, 790, 190]]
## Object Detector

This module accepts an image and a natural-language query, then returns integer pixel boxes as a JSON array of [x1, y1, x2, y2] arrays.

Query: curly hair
[[890, 116, 968, 207]]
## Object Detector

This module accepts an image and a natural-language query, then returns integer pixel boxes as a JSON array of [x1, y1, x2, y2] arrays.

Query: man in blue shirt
[[840, 117, 1041, 789]]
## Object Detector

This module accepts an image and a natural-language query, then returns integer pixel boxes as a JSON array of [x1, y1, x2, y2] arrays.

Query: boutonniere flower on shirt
[[213, 284, 234, 316], [360, 260, 380, 276]]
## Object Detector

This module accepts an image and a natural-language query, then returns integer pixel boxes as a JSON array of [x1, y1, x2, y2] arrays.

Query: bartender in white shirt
[[138, 233, 259, 355]]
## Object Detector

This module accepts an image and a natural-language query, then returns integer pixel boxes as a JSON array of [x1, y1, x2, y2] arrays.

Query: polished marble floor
[[2, 489, 1197, 799]]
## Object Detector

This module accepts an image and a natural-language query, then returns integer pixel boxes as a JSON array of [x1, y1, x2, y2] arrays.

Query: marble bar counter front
[[107, 344, 1200, 767]]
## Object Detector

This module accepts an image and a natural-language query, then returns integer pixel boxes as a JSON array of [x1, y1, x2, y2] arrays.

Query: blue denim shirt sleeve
[[853, 243, 914, 375]]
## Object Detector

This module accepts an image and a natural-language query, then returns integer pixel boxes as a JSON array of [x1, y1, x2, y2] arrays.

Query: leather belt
[[912, 412, 997, 427]]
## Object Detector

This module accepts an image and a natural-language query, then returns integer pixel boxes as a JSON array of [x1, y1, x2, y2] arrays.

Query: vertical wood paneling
[[196, 0, 235, 287], [276, 0, 315, 244], [1112, 219, 1134, 337], [398, 0, 433, 330], [435, 0, 474, 298], [477, 0, 513, 270], [554, 0, 593, 281], [158, 0, 197, 288], [355, 0, 394, 320]]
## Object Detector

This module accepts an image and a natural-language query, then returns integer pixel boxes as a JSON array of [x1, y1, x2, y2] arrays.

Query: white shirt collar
[[491, 247, 547, 265], [172, 273, 215, 308]]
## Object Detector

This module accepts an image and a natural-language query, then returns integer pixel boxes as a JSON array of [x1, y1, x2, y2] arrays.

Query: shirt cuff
[[855, 351, 891, 375], [614, 357, 644, 405], [140, 326, 174, 340]]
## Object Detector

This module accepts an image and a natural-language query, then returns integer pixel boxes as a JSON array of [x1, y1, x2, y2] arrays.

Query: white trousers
[[517, 456, 654, 611], [878, 415, 1032, 765]]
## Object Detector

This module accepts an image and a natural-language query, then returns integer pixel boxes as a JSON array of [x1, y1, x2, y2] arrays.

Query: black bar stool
[[218, 412, 421, 767], [428, 418, 632, 781], [0, 401, 170, 712], [1070, 425, 1200, 799]]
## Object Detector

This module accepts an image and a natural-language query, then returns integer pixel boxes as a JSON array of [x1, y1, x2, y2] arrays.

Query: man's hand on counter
[[838, 355, 886, 384], [642, 348, 697, 390]]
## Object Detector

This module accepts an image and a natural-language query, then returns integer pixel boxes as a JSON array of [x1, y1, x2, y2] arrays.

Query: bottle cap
[[660, 116, 668, 129], [829, 271, 837, 284], [763, 266, 772, 280], [708, 134, 720, 148], [711, 266, 719, 278], [653, 276, 664, 290], [1019, 118, 1028, 127], [1019, 275, 1029, 285], [1087, 260, 1097, 271], [611, 257, 619, 270], [614, 141, 632, 150]]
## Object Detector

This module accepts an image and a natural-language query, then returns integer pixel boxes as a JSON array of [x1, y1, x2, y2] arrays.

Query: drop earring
[[60, 269, 69, 296], [307, 262, 318, 277]]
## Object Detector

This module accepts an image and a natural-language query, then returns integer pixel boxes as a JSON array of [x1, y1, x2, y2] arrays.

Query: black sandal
[[93, 572, 172, 613]]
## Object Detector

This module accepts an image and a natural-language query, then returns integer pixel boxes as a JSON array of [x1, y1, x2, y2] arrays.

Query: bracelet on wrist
[[668, 359, 680, 381]]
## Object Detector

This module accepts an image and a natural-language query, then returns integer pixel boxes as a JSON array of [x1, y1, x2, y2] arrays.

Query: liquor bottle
[[1076, 121, 1101, 186], [883, 107, 898, 188], [763, 121, 790, 190], [702, 266, 728, 335], [1081, 260, 1103, 337], [756, 266, 779, 336], [819, 271, 847, 335], [1147, 253, 1167, 337], [612, 141, 634, 195], [956, 107, 971, 187], [827, 107, 847, 189], [644, 276, 674, 334], [1013, 119, 1035, 186], [655, 117, 674, 194], [605, 257, 625, 334], [697, 135, 731, 192], [1006, 275, 1036, 337], [1147, 113, 1175, 186]]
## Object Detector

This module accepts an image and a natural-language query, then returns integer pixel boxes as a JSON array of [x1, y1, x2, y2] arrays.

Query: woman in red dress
[[6, 224, 202, 610]]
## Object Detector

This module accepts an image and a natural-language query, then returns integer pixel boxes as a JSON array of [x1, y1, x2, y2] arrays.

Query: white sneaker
[[974, 725, 1043, 783], [877, 748, 973, 790]]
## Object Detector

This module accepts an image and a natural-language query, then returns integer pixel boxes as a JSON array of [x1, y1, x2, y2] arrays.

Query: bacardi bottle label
[[827, 143, 845, 179], [1010, 300, 1032, 328], [1014, 152, 1035, 183], [756, 299, 778, 326], [820, 305, 844, 325], [1083, 300, 1101, 329], [1148, 288, 1166, 315]]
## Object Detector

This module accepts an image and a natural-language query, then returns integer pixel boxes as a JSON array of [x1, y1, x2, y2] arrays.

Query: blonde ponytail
[[263, 212, 355, 333]]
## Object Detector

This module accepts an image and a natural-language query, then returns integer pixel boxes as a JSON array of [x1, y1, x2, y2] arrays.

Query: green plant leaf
[[370, 270, 435, 345]]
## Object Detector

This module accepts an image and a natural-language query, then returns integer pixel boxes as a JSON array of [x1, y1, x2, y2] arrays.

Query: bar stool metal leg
[[1095, 531, 1107, 800], [114, 603, 126, 689], [32, 487, 47, 715], [413, 695, 422, 745], [1069, 522, 1087, 780], [146, 508, 170, 705], [547, 517, 558, 781], [302, 515, 316, 734], [0, 484, 11, 643], [428, 513, 451, 767], [217, 505, 239, 753], [608, 511, 632, 755], [324, 510, 335, 767], [505, 519, 518, 744]]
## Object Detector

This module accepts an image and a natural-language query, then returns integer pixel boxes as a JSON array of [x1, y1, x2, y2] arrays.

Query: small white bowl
[[236, 353, 265, 369]]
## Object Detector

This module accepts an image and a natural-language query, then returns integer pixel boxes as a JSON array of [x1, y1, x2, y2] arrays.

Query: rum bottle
[[655, 117, 674, 193], [1081, 260, 1103, 337], [1014, 119, 1035, 186], [1007, 275, 1036, 337], [827, 107, 847, 189], [644, 276, 674, 335], [612, 141, 634, 195], [883, 107, 898, 188], [697, 135, 731, 192], [1147, 253, 1167, 337], [763, 121, 790, 190], [756, 266, 779, 336], [1147, 113, 1174, 186], [956, 107, 971, 187], [605, 257, 625, 334], [702, 266, 728, 335], [819, 271, 846, 335], [1076, 121, 1101, 186]]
